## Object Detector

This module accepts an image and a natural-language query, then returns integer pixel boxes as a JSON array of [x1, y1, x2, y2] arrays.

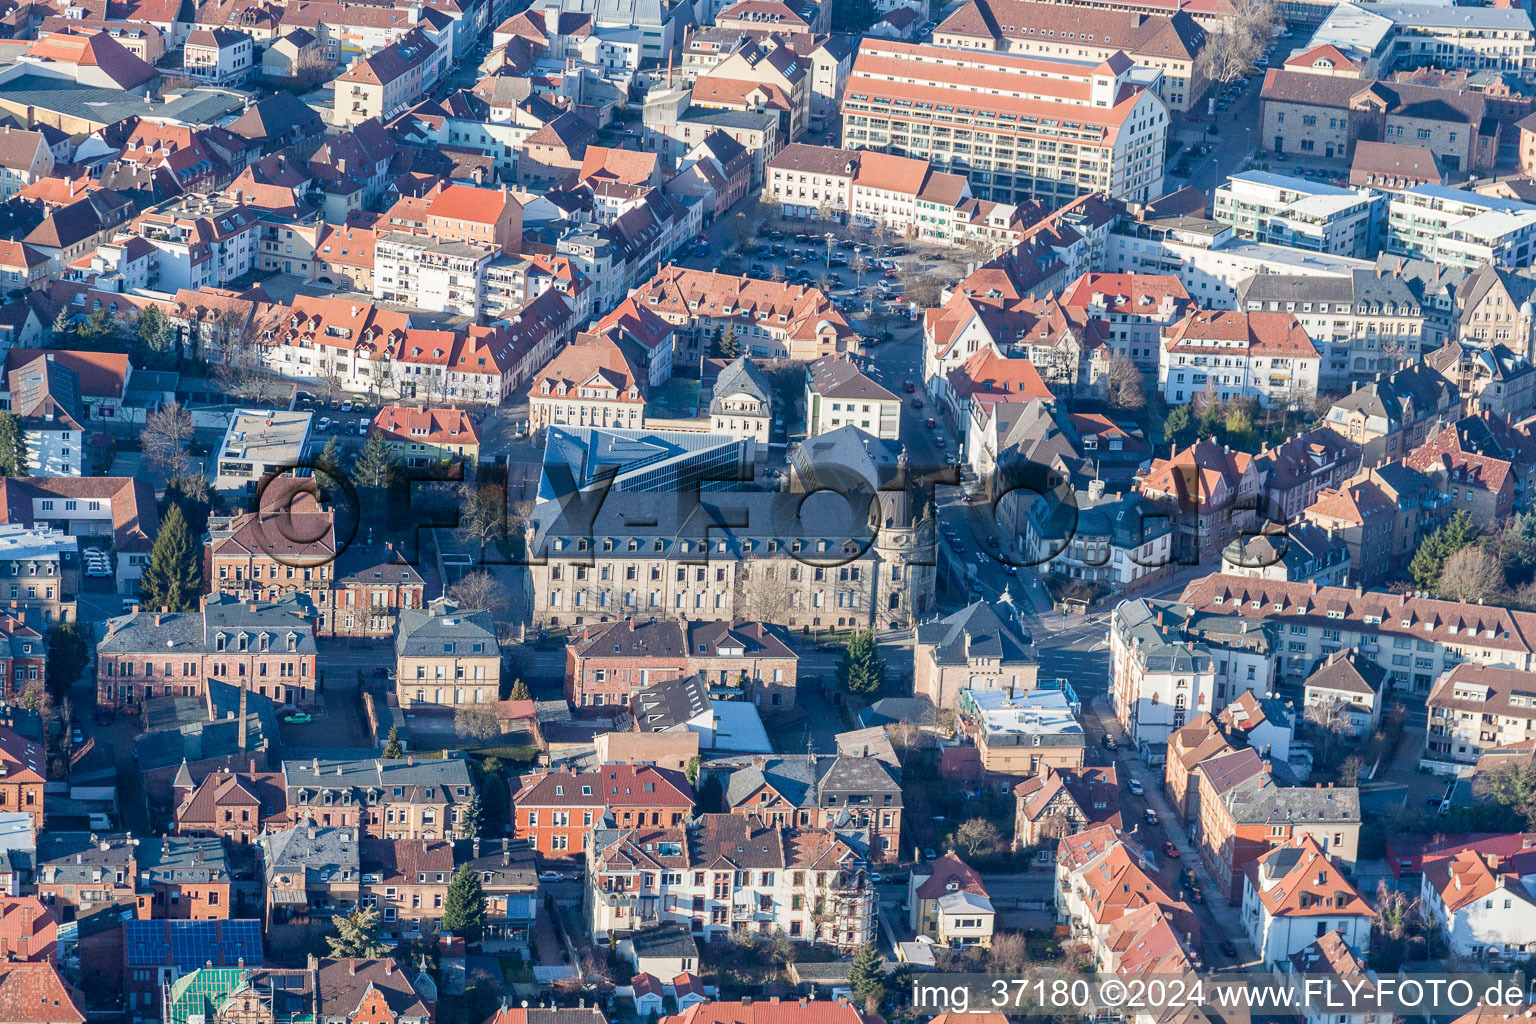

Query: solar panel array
[[124, 919, 264, 969]]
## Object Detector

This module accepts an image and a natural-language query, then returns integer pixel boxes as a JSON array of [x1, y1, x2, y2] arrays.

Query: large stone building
[[932, 0, 1208, 111], [525, 446, 936, 630], [394, 598, 500, 708], [96, 594, 320, 711], [914, 601, 1037, 709], [566, 618, 798, 709], [841, 41, 1168, 204]]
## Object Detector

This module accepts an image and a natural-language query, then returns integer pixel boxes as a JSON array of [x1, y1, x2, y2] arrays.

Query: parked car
[[1101, 734, 1117, 750], [318, 417, 332, 431], [903, 381, 916, 393], [912, 398, 923, 409], [538, 871, 564, 882], [283, 712, 313, 725], [1164, 841, 1181, 859], [1144, 808, 1159, 825], [1127, 778, 1144, 796]]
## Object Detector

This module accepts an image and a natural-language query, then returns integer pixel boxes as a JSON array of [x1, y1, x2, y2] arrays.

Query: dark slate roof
[[915, 600, 1033, 665]]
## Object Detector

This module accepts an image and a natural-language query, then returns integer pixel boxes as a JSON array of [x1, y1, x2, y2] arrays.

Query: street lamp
[[824, 231, 836, 270]]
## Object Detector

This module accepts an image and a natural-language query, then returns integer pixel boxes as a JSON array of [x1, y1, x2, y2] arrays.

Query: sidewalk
[[1090, 702, 1257, 966]]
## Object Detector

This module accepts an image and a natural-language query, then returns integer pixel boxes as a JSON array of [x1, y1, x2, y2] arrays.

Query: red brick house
[[95, 593, 319, 711], [0, 616, 44, 706], [0, 723, 45, 832], [173, 768, 288, 844], [566, 619, 798, 709], [513, 765, 695, 857]]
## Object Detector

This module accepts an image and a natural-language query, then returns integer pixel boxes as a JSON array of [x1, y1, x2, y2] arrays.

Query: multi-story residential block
[[1322, 361, 1461, 464], [1023, 486, 1175, 592], [565, 618, 799, 710], [359, 838, 453, 936], [259, 825, 359, 924], [1423, 663, 1536, 773], [709, 357, 774, 443], [135, 836, 231, 921], [0, 525, 78, 629], [8, 357, 86, 477], [334, 29, 444, 127], [1253, 428, 1364, 524], [1200, 767, 1359, 904], [1387, 185, 1536, 269], [961, 687, 1085, 777], [1420, 837, 1536, 962], [211, 410, 314, 504], [1311, 1, 1535, 77], [0, 129, 56, 200], [585, 813, 875, 949], [842, 41, 1167, 204], [182, 28, 253, 84], [381, 182, 524, 257], [133, 193, 260, 291], [1242, 835, 1371, 968], [206, 489, 337, 624], [0, 476, 156, 590], [1055, 825, 1194, 966], [96, 594, 320, 711], [36, 832, 137, 922], [1453, 265, 1536, 361], [804, 358, 900, 439], [513, 765, 694, 857], [722, 754, 903, 860], [282, 756, 475, 840], [1159, 310, 1322, 408], [1056, 272, 1191, 375], [908, 854, 995, 950], [1110, 596, 1277, 745], [932, 0, 1207, 111], [394, 599, 499, 709], [1222, 521, 1353, 587], [1136, 438, 1263, 561], [373, 233, 494, 317], [0, 897, 57, 963], [1178, 573, 1536, 694], [693, 42, 810, 143], [456, 838, 538, 952], [1214, 172, 1383, 258], [915, 601, 1033, 713], [0, 725, 43, 833], [0, 618, 45, 708], [631, 266, 859, 363], [1237, 269, 1427, 388], [527, 329, 649, 434], [1428, 339, 1536, 423]]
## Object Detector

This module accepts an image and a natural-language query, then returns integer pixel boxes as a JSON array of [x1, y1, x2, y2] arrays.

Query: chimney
[[238, 683, 248, 754]]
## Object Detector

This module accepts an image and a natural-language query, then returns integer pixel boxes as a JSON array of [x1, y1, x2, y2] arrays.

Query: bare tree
[[954, 817, 1002, 858], [735, 558, 802, 623], [1437, 545, 1504, 604], [454, 706, 502, 742], [1104, 354, 1146, 410], [317, 369, 348, 404], [1304, 696, 1350, 766], [900, 270, 945, 309], [458, 482, 508, 548], [142, 402, 195, 478], [448, 571, 512, 635]]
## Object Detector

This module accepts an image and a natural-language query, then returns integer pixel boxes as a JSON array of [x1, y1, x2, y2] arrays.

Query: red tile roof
[[0, 963, 84, 1024], [371, 405, 480, 447]]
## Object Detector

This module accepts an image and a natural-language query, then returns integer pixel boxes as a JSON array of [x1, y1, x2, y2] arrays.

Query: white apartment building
[[1312, 2, 1536, 76], [1421, 844, 1536, 962], [1213, 172, 1384, 258], [1176, 574, 1536, 694], [373, 234, 494, 317], [211, 409, 314, 502], [1423, 664, 1536, 774], [841, 41, 1168, 204], [1242, 836, 1373, 970], [182, 28, 254, 84], [1386, 184, 1536, 269], [1159, 310, 1322, 407], [585, 815, 877, 950], [135, 194, 261, 292], [1109, 597, 1276, 745]]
